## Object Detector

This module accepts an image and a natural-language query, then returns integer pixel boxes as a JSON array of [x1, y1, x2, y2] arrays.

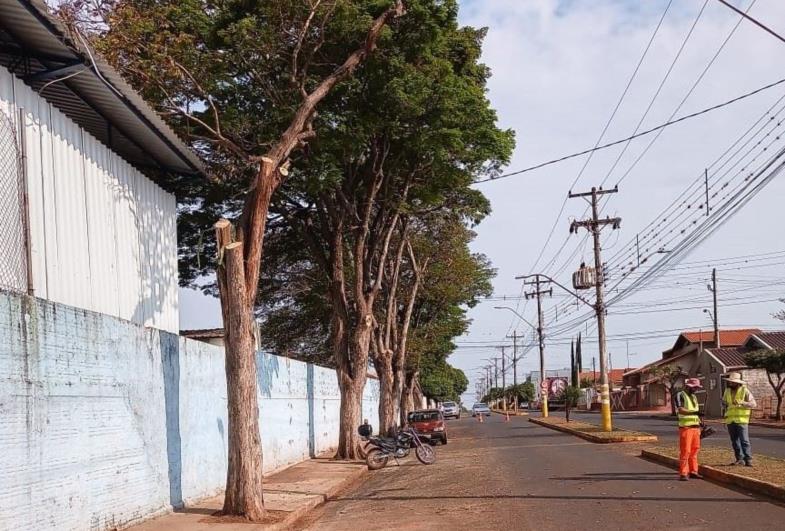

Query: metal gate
[[0, 108, 28, 293]]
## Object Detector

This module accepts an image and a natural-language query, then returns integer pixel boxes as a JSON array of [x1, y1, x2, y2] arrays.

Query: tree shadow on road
[[332, 493, 762, 503]]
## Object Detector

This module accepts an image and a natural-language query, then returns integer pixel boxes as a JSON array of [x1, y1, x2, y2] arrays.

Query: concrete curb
[[273, 463, 367, 531], [491, 409, 529, 416], [528, 417, 658, 444], [641, 449, 785, 502]]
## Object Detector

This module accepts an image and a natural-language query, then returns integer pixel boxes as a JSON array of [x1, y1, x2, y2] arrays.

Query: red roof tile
[[579, 369, 630, 383], [680, 329, 760, 347]]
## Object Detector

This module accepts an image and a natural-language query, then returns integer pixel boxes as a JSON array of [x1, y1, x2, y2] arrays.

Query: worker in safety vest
[[723, 372, 756, 467], [675, 378, 703, 481]]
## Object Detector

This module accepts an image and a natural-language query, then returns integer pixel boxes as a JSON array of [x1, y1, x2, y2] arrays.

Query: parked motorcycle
[[361, 425, 436, 470]]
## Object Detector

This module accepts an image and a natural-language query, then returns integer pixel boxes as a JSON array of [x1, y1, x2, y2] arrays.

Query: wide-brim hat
[[725, 372, 745, 385]]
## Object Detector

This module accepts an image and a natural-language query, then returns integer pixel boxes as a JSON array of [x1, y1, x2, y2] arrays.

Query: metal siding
[[12, 73, 48, 299], [0, 64, 178, 332]]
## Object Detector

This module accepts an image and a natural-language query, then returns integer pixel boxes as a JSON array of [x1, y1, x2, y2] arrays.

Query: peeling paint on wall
[[0, 291, 380, 530]]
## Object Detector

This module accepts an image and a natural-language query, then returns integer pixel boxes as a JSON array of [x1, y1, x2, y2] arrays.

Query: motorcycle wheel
[[415, 444, 436, 465], [366, 448, 389, 470], [357, 440, 371, 460]]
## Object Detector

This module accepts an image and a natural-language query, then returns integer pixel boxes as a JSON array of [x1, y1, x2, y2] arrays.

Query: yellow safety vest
[[677, 391, 700, 428], [724, 386, 752, 425]]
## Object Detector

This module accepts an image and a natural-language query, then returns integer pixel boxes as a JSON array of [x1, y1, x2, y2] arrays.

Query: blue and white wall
[[0, 290, 379, 530]]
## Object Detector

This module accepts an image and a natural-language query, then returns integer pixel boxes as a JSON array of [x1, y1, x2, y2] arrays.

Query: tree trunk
[[776, 392, 783, 421], [376, 357, 397, 436], [400, 370, 418, 424], [220, 242, 265, 520], [336, 369, 367, 459]]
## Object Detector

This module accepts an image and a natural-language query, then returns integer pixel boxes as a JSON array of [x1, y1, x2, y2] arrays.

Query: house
[[0, 0, 203, 332], [700, 331, 785, 417], [621, 329, 760, 412], [579, 368, 629, 389]]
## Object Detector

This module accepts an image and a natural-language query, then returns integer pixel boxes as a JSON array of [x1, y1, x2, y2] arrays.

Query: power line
[[715, 0, 785, 44], [475, 77, 785, 184], [503, 2, 675, 336]]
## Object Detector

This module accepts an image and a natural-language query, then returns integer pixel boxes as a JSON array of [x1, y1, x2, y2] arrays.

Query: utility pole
[[505, 331, 521, 410], [626, 340, 630, 370], [501, 346, 506, 391], [592, 357, 597, 384], [710, 268, 720, 348], [569, 186, 621, 432], [493, 357, 499, 389], [525, 275, 552, 418]]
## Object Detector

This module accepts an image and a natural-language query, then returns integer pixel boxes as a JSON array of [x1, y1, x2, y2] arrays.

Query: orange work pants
[[679, 426, 701, 476]]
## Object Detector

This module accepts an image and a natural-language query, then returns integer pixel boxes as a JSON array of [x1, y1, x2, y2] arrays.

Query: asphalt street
[[297, 414, 785, 531]]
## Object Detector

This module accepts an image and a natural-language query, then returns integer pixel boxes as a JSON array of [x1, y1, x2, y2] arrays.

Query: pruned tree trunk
[[218, 240, 265, 519], [210, 2, 406, 513]]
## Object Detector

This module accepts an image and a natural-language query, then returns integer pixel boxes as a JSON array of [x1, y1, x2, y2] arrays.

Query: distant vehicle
[[472, 403, 491, 417], [408, 409, 448, 445], [441, 401, 461, 419]]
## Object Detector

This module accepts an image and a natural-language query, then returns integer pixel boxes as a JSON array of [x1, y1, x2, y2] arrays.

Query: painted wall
[[0, 65, 178, 332], [0, 290, 379, 530]]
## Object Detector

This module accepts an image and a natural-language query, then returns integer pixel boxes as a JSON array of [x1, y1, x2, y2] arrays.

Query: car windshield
[[473, 403, 487, 409], [408, 411, 440, 422], [443, 402, 456, 407]]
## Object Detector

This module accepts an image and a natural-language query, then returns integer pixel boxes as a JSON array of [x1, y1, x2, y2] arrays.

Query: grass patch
[[645, 445, 785, 488], [529, 416, 657, 443]]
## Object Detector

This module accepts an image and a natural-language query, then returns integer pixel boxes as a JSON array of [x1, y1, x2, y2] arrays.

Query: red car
[[407, 409, 447, 445]]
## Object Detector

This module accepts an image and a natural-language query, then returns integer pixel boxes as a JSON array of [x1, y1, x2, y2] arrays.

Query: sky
[[452, 0, 785, 405], [179, 0, 785, 407]]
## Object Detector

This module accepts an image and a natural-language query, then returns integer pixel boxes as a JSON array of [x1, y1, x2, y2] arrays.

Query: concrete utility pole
[[524, 275, 552, 418], [569, 185, 621, 433], [507, 331, 519, 410], [493, 357, 499, 389], [709, 268, 720, 348]]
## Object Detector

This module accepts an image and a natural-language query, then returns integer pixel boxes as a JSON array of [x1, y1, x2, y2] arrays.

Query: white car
[[471, 403, 491, 417], [441, 401, 461, 419]]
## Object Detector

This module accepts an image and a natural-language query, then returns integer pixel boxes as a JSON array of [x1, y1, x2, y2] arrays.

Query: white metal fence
[[0, 108, 27, 293]]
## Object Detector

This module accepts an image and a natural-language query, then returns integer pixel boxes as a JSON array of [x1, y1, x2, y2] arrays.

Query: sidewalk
[[130, 457, 367, 531]]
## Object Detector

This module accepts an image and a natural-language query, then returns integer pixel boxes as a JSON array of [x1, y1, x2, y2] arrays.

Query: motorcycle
[[361, 425, 436, 470]]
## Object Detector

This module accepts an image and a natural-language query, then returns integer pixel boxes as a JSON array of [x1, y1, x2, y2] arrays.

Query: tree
[[63, 0, 406, 520], [562, 386, 581, 422], [650, 365, 684, 416], [506, 382, 535, 406], [745, 350, 785, 421]]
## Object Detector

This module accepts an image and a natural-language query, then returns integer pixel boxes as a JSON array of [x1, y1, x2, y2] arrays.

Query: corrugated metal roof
[[0, 0, 205, 183], [706, 347, 750, 369], [755, 331, 785, 350], [181, 328, 224, 339]]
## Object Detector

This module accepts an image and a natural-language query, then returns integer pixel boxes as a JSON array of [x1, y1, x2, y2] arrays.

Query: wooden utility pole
[[569, 186, 621, 433], [525, 275, 552, 418]]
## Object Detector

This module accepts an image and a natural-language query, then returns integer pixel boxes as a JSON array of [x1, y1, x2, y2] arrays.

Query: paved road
[[298, 414, 785, 531], [571, 411, 785, 459]]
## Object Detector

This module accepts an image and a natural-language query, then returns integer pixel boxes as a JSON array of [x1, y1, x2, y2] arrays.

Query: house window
[[710, 378, 716, 390], [710, 365, 717, 374]]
